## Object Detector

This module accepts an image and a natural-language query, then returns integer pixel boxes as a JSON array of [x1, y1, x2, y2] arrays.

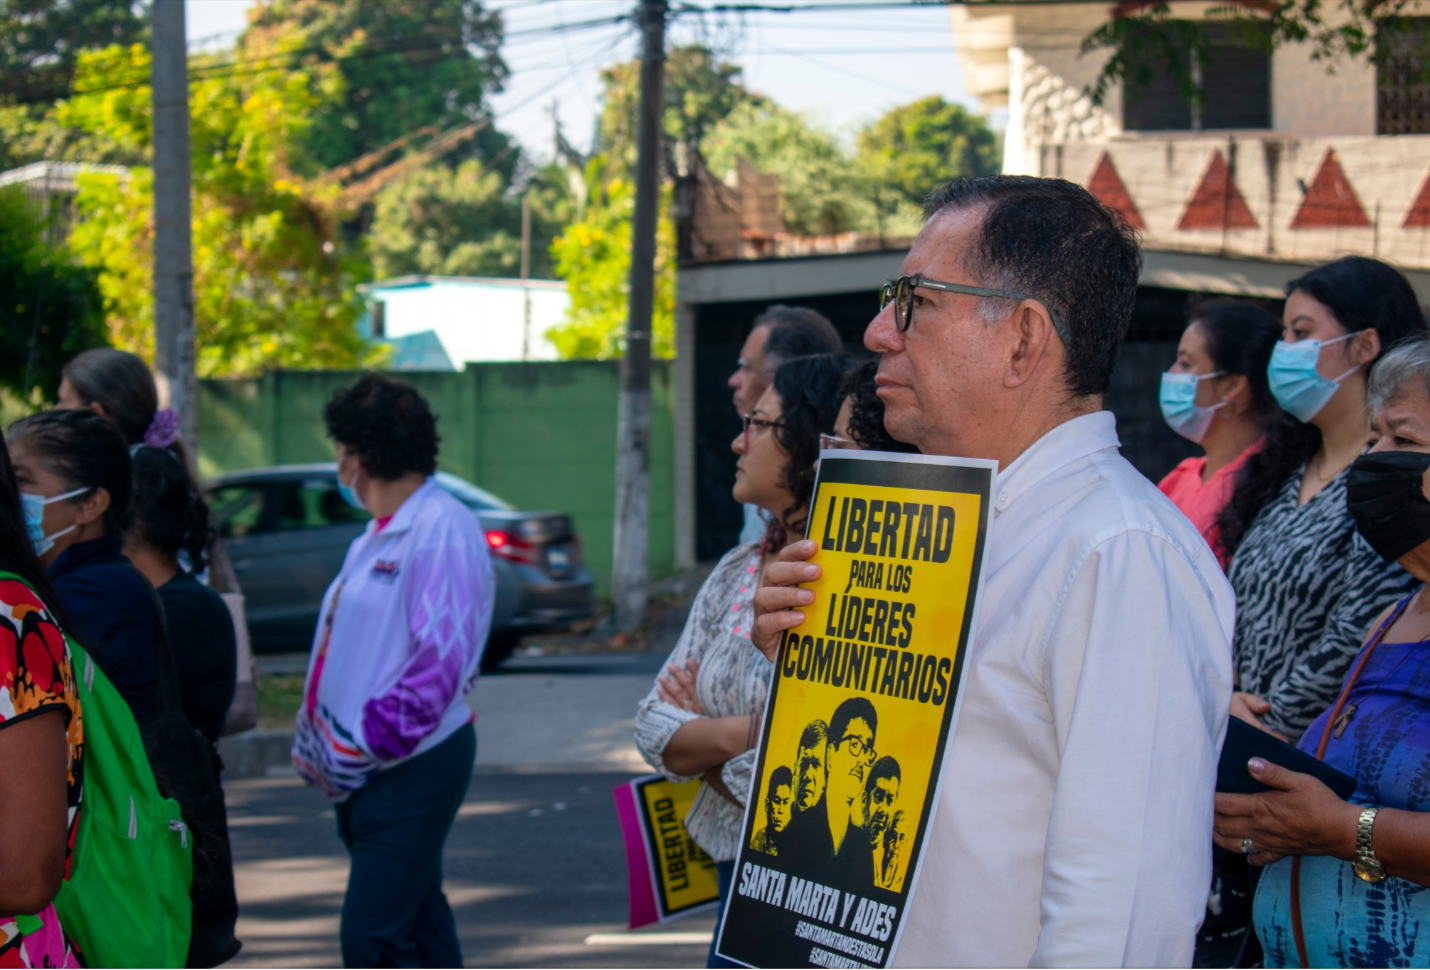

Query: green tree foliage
[[547, 157, 675, 360], [596, 44, 751, 177], [369, 157, 574, 281], [704, 101, 868, 236], [370, 162, 521, 279], [0, 0, 148, 171], [858, 96, 1000, 195], [547, 47, 751, 360], [0, 0, 147, 102], [0, 186, 106, 401], [855, 96, 997, 227], [61, 43, 371, 376], [243, 0, 508, 172]]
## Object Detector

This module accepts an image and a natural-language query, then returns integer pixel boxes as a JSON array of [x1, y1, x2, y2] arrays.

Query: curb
[[219, 729, 295, 779]]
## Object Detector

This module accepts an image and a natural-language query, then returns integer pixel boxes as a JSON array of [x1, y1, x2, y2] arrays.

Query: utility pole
[[520, 193, 532, 361], [611, 0, 667, 634], [151, 0, 197, 447]]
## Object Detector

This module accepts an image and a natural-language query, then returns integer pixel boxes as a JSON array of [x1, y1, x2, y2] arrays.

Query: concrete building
[[359, 275, 571, 370], [672, 5, 1430, 570], [959, 1, 1430, 276]]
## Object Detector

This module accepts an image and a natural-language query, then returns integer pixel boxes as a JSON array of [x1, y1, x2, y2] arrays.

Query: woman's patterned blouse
[[0, 576, 84, 969]]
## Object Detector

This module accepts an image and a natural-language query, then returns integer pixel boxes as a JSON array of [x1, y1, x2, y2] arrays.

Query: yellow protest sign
[[715, 452, 995, 969]]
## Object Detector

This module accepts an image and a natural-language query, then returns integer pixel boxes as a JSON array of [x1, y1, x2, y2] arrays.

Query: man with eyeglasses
[[750, 176, 1235, 966], [779, 697, 879, 879], [727, 305, 842, 545]]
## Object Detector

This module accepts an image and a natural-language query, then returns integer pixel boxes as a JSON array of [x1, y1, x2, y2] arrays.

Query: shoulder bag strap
[[1290, 595, 1412, 968]]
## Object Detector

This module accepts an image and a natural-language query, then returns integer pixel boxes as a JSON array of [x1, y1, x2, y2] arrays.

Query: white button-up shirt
[[894, 411, 1234, 968]]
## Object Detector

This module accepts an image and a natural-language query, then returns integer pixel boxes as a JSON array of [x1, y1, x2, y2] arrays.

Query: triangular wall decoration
[[1178, 150, 1259, 231], [1086, 152, 1146, 230], [1290, 149, 1371, 229], [1404, 168, 1430, 228]]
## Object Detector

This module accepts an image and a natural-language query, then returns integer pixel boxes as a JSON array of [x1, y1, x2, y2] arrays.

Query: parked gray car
[[205, 464, 594, 670]]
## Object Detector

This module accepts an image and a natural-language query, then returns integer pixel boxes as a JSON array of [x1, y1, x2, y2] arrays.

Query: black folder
[[1217, 716, 1358, 800]]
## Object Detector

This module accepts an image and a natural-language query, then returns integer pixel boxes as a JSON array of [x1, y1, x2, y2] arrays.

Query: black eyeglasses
[[878, 275, 1069, 345], [741, 414, 786, 439]]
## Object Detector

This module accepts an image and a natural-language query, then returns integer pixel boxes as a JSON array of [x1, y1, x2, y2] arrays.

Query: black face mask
[[1346, 450, 1430, 562]]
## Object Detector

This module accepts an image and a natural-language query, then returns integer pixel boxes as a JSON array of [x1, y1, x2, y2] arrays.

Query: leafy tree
[[242, 0, 508, 172], [61, 43, 372, 376], [0, 186, 107, 401], [370, 162, 521, 279], [0, 0, 147, 103], [854, 96, 997, 239], [547, 157, 675, 360], [0, 0, 148, 171], [704, 100, 869, 236], [546, 46, 751, 360], [368, 155, 575, 281], [596, 44, 752, 179]]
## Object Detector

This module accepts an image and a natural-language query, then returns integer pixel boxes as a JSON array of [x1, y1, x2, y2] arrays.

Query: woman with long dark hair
[[7, 410, 162, 722], [58, 348, 161, 446], [58, 348, 242, 593], [0, 434, 84, 968], [1157, 301, 1283, 567], [124, 445, 236, 743], [1220, 257, 1426, 741], [635, 352, 850, 968]]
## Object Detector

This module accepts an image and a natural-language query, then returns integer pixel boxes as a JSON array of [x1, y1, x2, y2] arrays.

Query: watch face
[[1354, 856, 1387, 883]]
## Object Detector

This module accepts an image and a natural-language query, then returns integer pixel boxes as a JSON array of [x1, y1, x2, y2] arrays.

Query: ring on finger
[[1242, 838, 1254, 855]]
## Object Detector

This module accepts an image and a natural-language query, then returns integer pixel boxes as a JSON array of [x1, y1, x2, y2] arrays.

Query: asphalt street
[[226, 649, 718, 968]]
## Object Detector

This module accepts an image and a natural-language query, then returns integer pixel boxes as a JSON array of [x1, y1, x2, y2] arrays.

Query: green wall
[[196, 362, 675, 597]]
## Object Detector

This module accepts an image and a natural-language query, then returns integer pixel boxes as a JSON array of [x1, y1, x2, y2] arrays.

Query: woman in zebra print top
[[1221, 257, 1426, 741]]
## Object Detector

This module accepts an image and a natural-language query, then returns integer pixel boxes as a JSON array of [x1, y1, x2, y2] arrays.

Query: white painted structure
[[360, 275, 571, 370]]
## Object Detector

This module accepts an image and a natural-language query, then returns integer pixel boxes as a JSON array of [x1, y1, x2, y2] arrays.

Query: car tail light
[[570, 533, 584, 567], [486, 528, 540, 565]]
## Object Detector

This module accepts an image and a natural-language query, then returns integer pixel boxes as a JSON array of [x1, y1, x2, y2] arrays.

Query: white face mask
[[20, 486, 91, 557]]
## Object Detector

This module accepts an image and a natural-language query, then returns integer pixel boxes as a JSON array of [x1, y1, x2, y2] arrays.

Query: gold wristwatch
[[1352, 806, 1386, 883]]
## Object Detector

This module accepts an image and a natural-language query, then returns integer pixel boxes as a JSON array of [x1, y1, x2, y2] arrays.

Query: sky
[[183, 0, 985, 163]]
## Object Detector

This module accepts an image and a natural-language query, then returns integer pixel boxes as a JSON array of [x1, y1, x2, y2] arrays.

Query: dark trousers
[[708, 859, 739, 969], [335, 722, 476, 968]]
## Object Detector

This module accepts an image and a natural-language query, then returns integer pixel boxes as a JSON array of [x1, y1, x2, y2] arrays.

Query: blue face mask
[[21, 487, 91, 557], [337, 466, 366, 512], [1160, 371, 1227, 443], [1267, 332, 1359, 422]]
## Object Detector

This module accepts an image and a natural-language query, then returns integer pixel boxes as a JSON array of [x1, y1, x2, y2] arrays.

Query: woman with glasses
[[635, 352, 850, 968], [1156, 301, 1283, 569]]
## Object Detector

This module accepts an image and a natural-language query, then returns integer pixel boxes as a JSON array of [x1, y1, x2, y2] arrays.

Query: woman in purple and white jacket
[[292, 375, 493, 969]]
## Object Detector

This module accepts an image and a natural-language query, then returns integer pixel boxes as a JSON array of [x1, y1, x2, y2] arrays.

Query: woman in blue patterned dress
[[1215, 336, 1430, 967]]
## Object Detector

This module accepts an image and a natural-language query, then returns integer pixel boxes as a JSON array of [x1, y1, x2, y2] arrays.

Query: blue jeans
[[335, 722, 476, 968], [708, 859, 739, 969]]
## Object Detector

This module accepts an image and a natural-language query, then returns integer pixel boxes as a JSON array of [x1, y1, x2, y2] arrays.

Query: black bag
[[135, 573, 243, 968]]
